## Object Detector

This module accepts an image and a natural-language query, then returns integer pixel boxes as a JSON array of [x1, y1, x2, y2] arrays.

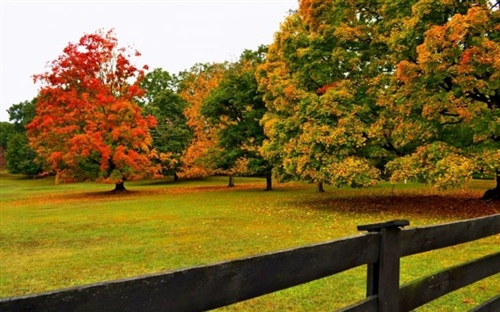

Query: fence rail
[[1, 214, 499, 312]]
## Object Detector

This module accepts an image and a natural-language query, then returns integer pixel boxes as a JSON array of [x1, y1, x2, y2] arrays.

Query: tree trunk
[[481, 170, 500, 201], [174, 172, 179, 182], [228, 175, 235, 187], [265, 174, 273, 191], [113, 181, 126, 192], [317, 181, 325, 193]]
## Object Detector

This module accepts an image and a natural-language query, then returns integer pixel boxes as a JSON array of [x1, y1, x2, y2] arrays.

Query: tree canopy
[[4, 98, 43, 177], [177, 63, 227, 178], [139, 68, 192, 179], [257, 0, 499, 198], [7, 3, 499, 199], [202, 46, 273, 189], [27, 29, 160, 190], [384, 4, 500, 194], [257, 2, 383, 188]]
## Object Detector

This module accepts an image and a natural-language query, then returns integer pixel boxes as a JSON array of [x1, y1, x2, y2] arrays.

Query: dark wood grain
[[338, 296, 378, 312], [399, 252, 500, 311], [400, 214, 500, 257], [0, 234, 379, 312], [377, 227, 403, 312]]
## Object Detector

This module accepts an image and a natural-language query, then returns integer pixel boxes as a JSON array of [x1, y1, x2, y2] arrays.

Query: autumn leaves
[[27, 30, 158, 189], [25, 1, 500, 198], [258, 0, 499, 195]]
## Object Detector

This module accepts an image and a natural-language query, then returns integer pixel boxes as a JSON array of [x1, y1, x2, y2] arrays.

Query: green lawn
[[0, 172, 499, 311]]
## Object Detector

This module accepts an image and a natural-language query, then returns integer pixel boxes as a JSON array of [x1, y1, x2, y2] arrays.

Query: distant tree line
[[2, 0, 498, 199]]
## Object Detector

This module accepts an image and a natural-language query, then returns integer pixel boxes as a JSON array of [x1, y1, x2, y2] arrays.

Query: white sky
[[0, 0, 298, 122]]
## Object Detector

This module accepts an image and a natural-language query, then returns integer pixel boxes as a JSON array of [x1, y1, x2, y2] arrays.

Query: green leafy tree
[[140, 68, 192, 180], [202, 47, 273, 190], [0, 122, 15, 169], [3, 98, 43, 176], [257, 3, 384, 190], [256, 13, 309, 186], [7, 99, 37, 132], [0, 122, 14, 150], [6, 133, 43, 177]]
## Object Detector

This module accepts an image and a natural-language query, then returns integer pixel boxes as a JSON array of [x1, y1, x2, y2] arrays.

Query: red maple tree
[[27, 29, 160, 191]]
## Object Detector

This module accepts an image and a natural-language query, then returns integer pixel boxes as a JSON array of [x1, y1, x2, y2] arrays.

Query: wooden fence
[[1, 214, 499, 311]]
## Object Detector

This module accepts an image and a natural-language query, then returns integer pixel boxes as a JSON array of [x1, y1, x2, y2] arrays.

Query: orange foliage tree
[[177, 63, 227, 178], [27, 29, 160, 191]]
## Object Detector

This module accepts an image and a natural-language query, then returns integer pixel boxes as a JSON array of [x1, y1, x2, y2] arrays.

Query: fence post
[[358, 220, 409, 312]]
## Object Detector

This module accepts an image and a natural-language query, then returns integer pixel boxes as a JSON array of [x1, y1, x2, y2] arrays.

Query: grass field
[[1, 171, 499, 311]]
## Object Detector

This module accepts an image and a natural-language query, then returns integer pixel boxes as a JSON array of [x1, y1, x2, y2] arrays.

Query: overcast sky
[[0, 0, 298, 122]]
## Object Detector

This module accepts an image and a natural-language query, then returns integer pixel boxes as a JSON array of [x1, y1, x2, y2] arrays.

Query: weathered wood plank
[[0, 234, 379, 312], [400, 214, 500, 257], [470, 294, 500, 312], [337, 295, 377, 312], [358, 219, 409, 301], [377, 227, 403, 312], [399, 252, 500, 311], [357, 220, 409, 232]]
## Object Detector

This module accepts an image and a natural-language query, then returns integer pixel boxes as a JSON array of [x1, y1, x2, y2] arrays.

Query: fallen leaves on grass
[[5, 179, 499, 222], [301, 193, 499, 220]]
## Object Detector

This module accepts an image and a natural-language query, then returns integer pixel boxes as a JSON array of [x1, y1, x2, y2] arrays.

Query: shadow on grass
[[64, 184, 237, 200], [300, 194, 500, 219], [63, 189, 142, 200], [133, 178, 189, 187], [50, 178, 499, 220]]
